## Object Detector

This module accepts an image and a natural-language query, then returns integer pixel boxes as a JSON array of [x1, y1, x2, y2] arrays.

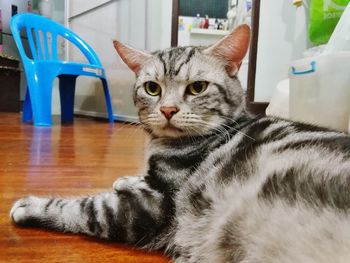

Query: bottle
[[203, 15, 209, 29], [222, 19, 228, 31], [178, 18, 184, 31], [214, 18, 219, 30], [199, 18, 205, 28], [27, 1, 33, 13], [217, 20, 224, 30], [193, 13, 201, 28]]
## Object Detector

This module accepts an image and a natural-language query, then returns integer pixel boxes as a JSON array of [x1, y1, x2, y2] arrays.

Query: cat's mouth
[[162, 123, 183, 133]]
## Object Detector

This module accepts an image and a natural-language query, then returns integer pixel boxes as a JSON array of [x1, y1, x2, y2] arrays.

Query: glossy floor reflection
[[0, 113, 170, 263]]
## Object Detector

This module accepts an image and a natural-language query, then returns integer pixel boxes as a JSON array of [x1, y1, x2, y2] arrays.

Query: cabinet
[[0, 55, 20, 112]]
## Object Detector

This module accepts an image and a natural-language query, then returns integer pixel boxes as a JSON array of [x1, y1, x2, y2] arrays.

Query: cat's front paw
[[113, 176, 162, 206], [10, 196, 47, 225], [113, 176, 152, 195]]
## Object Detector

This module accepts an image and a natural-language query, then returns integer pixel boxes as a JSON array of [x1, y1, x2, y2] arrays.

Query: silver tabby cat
[[10, 25, 350, 263]]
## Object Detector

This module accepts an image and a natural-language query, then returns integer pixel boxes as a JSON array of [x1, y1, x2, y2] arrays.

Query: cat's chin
[[152, 124, 185, 138], [163, 127, 184, 137]]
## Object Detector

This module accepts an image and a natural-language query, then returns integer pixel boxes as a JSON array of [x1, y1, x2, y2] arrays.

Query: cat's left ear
[[204, 25, 251, 76], [113, 40, 150, 74]]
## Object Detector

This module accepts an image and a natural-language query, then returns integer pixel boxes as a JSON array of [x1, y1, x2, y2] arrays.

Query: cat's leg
[[10, 181, 168, 246], [113, 175, 150, 194], [10, 193, 119, 239]]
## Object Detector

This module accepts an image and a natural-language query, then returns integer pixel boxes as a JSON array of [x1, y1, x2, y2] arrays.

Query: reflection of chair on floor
[[11, 13, 114, 126]]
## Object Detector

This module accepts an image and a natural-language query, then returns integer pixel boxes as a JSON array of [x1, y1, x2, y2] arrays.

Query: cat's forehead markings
[[155, 47, 191, 78], [173, 50, 195, 77], [157, 52, 167, 76]]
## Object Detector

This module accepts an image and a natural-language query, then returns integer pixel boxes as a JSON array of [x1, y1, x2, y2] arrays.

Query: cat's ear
[[204, 25, 251, 76], [113, 40, 150, 74]]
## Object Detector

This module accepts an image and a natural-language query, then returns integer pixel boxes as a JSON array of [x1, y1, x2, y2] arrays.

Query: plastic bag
[[324, 3, 350, 53], [309, 0, 350, 45]]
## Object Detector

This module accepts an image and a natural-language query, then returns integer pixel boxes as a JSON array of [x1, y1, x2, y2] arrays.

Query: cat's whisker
[[198, 114, 255, 142], [218, 121, 256, 142], [115, 120, 142, 137], [183, 126, 207, 142], [218, 115, 243, 128], [195, 121, 231, 143]]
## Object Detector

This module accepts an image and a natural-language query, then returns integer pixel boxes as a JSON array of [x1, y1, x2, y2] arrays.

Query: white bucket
[[289, 52, 350, 132]]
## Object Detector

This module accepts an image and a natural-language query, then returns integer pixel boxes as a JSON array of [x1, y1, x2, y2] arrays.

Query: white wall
[[68, 0, 139, 120], [67, 0, 172, 121], [255, 0, 311, 102], [51, 0, 67, 115], [146, 0, 172, 51]]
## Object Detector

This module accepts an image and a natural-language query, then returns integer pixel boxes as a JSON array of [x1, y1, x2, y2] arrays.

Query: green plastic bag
[[309, 0, 350, 44]]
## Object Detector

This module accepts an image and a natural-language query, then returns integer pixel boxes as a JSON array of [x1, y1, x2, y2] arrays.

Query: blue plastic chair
[[10, 13, 114, 126]]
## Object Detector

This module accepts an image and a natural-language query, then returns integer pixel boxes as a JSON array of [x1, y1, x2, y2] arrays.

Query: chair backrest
[[10, 13, 101, 66]]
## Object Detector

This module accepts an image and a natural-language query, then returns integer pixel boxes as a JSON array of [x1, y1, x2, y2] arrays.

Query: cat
[[10, 25, 350, 263]]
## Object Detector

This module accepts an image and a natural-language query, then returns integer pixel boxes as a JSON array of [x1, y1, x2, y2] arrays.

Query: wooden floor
[[0, 113, 170, 263]]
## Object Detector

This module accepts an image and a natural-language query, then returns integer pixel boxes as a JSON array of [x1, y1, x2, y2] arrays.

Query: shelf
[[190, 28, 229, 36]]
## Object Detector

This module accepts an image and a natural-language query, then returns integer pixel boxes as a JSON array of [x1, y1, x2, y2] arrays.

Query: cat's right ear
[[113, 40, 150, 74], [203, 25, 251, 76]]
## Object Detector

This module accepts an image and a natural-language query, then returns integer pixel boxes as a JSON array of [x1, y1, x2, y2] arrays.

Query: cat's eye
[[144, 81, 161, 96], [186, 81, 208, 95]]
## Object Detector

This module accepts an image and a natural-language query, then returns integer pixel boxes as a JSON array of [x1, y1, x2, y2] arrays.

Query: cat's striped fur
[[11, 25, 350, 262]]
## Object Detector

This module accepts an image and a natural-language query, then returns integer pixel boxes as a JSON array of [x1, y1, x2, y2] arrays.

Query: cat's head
[[113, 25, 250, 138]]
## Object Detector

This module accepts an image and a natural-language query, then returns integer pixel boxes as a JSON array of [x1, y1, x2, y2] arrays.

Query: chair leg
[[101, 78, 114, 123], [27, 73, 54, 126], [22, 87, 33, 123], [59, 75, 77, 123]]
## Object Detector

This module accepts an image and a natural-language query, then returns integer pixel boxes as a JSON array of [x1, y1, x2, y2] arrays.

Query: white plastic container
[[289, 52, 350, 132]]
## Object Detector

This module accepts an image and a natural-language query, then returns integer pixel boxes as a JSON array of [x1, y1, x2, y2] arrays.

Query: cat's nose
[[160, 106, 179, 120]]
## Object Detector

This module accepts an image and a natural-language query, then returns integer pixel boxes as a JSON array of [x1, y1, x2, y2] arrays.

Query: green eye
[[186, 81, 208, 95], [144, 81, 161, 96]]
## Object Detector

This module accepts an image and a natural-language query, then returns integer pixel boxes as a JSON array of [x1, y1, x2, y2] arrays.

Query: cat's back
[[172, 116, 350, 263], [177, 116, 350, 208], [190, 116, 350, 185], [213, 116, 350, 181]]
